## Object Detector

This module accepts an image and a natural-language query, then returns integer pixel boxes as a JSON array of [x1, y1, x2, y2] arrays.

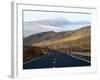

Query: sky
[[24, 11, 91, 22], [23, 10, 91, 38]]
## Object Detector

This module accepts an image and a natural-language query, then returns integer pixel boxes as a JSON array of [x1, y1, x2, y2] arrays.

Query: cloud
[[33, 24, 63, 30]]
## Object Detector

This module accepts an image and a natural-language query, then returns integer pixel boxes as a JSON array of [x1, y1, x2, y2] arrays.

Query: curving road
[[23, 49, 90, 69]]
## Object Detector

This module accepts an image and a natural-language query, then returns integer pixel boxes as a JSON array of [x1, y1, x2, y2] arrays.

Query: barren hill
[[23, 26, 91, 52]]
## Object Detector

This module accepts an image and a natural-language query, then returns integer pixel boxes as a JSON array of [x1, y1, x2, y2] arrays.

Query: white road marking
[[69, 55, 90, 63], [23, 53, 52, 64]]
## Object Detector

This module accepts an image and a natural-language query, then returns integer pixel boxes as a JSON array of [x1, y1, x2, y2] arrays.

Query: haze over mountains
[[24, 18, 90, 27], [24, 18, 90, 38]]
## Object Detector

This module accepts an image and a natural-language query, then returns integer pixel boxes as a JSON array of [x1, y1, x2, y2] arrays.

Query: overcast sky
[[24, 11, 91, 22]]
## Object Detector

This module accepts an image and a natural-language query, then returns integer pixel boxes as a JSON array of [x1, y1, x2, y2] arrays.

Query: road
[[23, 49, 90, 69]]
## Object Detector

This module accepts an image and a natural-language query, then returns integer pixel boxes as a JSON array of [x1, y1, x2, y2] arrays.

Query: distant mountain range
[[24, 26, 91, 52], [24, 18, 71, 27], [24, 18, 90, 38], [24, 18, 90, 28]]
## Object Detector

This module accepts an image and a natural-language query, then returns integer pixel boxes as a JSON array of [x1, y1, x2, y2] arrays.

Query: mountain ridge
[[23, 26, 91, 52], [23, 26, 91, 62]]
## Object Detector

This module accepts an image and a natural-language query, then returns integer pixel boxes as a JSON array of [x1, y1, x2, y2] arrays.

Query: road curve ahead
[[23, 49, 90, 69]]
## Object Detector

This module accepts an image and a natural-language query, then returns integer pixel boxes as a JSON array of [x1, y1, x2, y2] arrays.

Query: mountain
[[24, 26, 91, 52], [24, 18, 90, 28], [24, 18, 72, 27], [23, 30, 75, 46], [24, 18, 90, 38], [24, 31, 57, 46], [23, 26, 91, 62]]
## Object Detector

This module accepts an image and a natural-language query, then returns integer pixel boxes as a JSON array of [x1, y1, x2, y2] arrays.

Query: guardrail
[[72, 54, 91, 61]]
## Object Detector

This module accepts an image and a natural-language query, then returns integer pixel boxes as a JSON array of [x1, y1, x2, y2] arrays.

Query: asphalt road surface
[[23, 49, 90, 69]]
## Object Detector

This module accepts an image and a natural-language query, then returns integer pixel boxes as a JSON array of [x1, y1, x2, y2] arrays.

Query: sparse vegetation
[[23, 46, 48, 62], [23, 26, 91, 62]]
